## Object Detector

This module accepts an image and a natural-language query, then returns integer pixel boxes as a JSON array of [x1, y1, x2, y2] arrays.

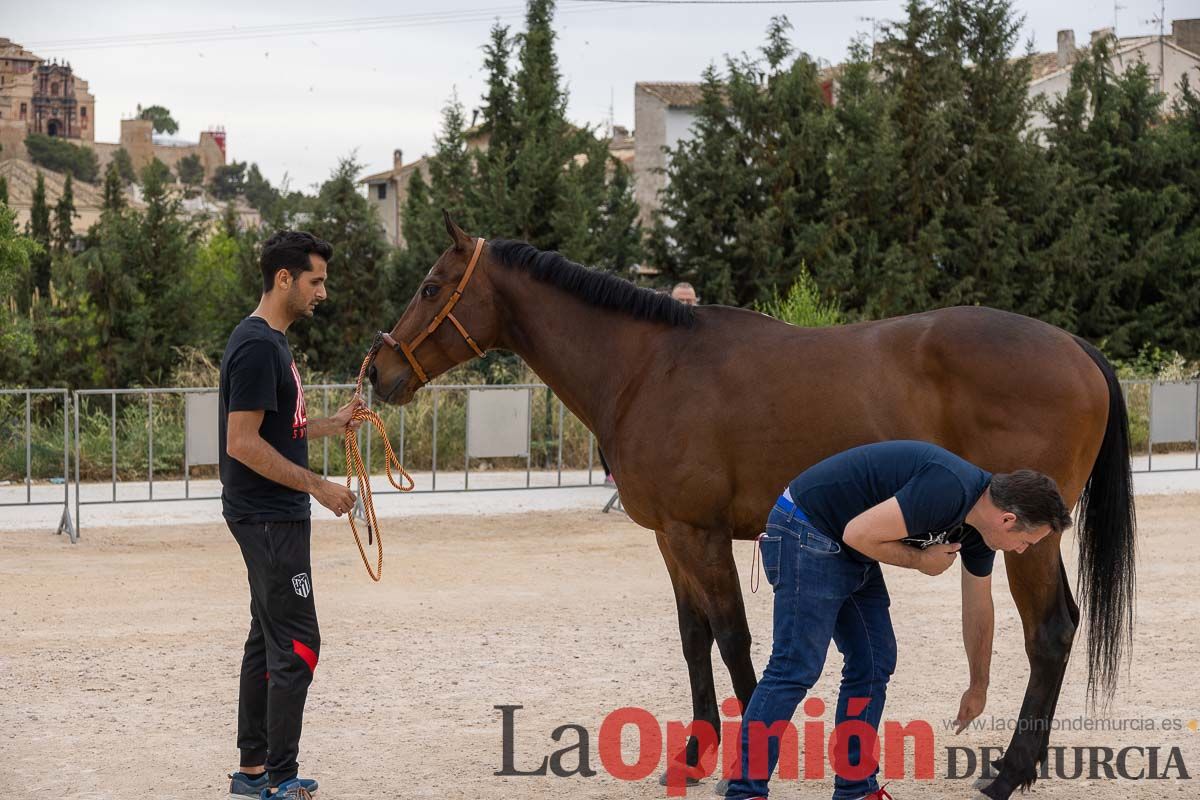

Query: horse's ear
[[442, 209, 472, 252]]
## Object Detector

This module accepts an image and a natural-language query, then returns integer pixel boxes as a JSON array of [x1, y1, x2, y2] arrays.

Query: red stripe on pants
[[292, 639, 318, 673]]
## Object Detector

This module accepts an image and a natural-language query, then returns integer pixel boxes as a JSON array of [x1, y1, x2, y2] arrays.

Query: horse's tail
[[1072, 336, 1137, 703]]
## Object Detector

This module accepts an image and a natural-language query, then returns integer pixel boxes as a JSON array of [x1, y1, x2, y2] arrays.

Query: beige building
[[1027, 19, 1200, 130], [361, 148, 421, 248], [89, 118, 227, 184], [361, 126, 492, 247], [0, 39, 96, 141], [0, 37, 228, 187], [633, 83, 705, 229], [0, 38, 97, 160]]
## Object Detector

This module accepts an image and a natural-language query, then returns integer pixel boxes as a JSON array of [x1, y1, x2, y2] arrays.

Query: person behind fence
[[219, 230, 365, 800], [726, 440, 1072, 800]]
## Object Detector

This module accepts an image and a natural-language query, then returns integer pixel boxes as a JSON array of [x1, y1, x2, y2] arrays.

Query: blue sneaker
[[259, 777, 319, 798], [229, 772, 268, 797]]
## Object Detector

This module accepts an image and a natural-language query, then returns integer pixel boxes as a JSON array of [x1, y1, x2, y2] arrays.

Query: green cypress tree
[[111, 148, 136, 184], [473, 23, 518, 237], [1040, 37, 1174, 357], [650, 17, 833, 307], [870, 0, 964, 315], [821, 38, 906, 319], [504, 0, 574, 247], [101, 162, 126, 212], [396, 94, 476, 287], [480, 23, 515, 146], [1149, 75, 1200, 357], [934, 0, 1055, 315], [0, 204, 39, 381], [28, 171, 52, 297], [131, 158, 197, 383], [647, 65, 743, 304], [593, 158, 642, 273], [289, 156, 393, 376], [54, 174, 77, 253], [403, 0, 637, 269]]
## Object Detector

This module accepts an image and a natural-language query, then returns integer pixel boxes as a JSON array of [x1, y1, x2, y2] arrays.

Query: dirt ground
[[1, 495, 1197, 799]]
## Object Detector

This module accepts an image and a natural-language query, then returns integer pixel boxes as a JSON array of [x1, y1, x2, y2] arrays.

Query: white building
[[1027, 19, 1200, 130]]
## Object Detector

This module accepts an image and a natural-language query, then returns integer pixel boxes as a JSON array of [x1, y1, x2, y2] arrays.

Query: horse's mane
[[487, 239, 696, 328]]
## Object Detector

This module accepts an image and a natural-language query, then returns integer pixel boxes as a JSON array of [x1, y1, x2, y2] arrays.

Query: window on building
[[377, 184, 387, 200], [20, 103, 27, 120], [81, 107, 87, 119], [51, 82, 59, 95]]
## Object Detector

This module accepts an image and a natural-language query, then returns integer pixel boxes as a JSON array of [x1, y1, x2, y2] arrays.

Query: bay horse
[[368, 215, 1135, 799]]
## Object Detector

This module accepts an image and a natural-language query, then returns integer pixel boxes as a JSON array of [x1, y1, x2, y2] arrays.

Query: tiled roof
[[1027, 51, 1063, 81], [1027, 33, 1193, 83], [361, 156, 426, 184], [637, 82, 706, 108]]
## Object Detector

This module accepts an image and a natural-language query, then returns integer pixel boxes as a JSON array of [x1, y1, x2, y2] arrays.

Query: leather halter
[[377, 237, 486, 386]]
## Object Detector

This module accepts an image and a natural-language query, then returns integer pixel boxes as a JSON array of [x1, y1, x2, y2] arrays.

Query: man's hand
[[330, 395, 366, 433], [917, 543, 961, 576], [954, 684, 988, 734], [312, 479, 356, 516]]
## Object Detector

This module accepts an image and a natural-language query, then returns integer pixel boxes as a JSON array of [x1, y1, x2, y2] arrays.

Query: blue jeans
[[726, 501, 897, 800]]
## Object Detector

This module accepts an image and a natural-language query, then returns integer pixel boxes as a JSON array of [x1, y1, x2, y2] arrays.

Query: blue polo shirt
[[786, 440, 996, 577]]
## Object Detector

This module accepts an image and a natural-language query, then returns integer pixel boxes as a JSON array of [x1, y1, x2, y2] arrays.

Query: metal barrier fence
[[0, 388, 75, 542], [6, 379, 1198, 540], [1120, 379, 1200, 473], [68, 382, 600, 535]]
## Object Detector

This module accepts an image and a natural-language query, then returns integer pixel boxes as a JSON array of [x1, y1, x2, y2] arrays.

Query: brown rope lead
[[344, 345, 415, 582]]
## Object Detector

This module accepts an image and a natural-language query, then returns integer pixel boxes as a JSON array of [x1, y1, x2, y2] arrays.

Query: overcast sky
[[5, 0, 1183, 190]]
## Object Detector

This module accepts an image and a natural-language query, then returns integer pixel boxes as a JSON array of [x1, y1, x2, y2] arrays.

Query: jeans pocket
[[801, 526, 842, 555], [758, 533, 783, 587]]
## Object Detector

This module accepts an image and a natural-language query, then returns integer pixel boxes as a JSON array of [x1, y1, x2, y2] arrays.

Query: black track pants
[[228, 519, 321, 788]]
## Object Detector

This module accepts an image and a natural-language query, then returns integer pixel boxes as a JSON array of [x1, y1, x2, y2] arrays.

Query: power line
[[22, 3, 652, 52], [563, 0, 884, 4], [26, 7, 523, 48]]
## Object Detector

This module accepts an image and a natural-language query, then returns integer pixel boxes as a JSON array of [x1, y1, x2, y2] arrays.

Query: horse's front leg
[[656, 527, 758, 787]]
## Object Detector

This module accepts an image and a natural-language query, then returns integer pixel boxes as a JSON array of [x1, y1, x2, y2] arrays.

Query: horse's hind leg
[[981, 536, 1079, 799], [656, 528, 758, 780]]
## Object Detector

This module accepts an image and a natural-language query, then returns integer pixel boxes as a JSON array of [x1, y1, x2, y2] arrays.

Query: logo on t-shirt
[[289, 360, 308, 439]]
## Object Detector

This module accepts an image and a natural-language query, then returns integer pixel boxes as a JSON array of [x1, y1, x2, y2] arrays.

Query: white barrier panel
[[1150, 382, 1199, 445], [467, 388, 530, 459], [186, 391, 221, 466]]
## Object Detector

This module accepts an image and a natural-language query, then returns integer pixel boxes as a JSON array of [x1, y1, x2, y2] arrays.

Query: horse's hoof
[[658, 770, 703, 787], [973, 777, 1010, 799], [713, 778, 729, 795]]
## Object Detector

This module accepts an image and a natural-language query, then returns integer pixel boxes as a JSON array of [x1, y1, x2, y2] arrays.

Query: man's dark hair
[[988, 470, 1073, 533], [259, 230, 333, 293]]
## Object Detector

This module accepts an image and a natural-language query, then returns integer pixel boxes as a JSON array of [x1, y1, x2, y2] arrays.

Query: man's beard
[[289, 292, 315, 320]]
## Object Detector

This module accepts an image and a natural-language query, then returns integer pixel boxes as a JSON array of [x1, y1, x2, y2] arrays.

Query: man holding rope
[[219, 230, 364, 800], [726, 440, 1072, 800]]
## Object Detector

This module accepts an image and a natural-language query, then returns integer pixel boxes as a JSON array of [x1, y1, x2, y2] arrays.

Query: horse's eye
[[422, 284, 440, 299]]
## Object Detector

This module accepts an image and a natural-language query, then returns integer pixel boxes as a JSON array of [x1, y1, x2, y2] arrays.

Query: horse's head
[[369, 211, 502, 405]]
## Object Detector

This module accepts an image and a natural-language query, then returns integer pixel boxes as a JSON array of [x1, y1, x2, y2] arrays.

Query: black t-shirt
[[787, 440, 996, 577], [218, 316, 310, 522]]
